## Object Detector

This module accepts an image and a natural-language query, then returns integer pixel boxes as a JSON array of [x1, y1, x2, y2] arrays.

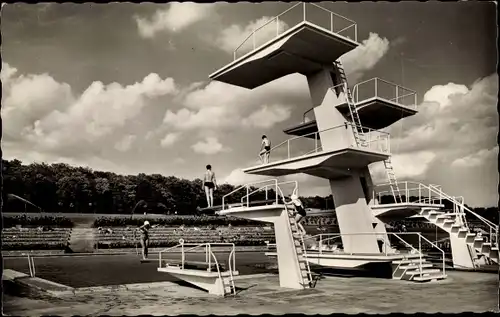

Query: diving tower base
[[157, 266, 238, 296]]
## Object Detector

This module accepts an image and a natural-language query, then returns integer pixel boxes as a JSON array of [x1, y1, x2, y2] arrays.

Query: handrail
[[351, 77, 418, 108], [418, 233, 446, 276], [28, 253, 36, 277], [233, 2, 358, 60], [303, 107, 315, 123], [222, 179, 279, 210]]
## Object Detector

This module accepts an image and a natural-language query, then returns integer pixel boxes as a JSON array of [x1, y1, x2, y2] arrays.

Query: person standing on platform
[[203, 165, 217, 208], [259, 135, 271, 164], [284, 193, 307, 236]]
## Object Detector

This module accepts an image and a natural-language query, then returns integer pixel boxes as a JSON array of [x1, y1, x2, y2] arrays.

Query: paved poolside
[[3, 269, 498, 315]]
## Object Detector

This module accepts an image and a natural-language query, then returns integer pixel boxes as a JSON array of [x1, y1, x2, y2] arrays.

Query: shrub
[[3, 214, 74, 228], [1, 242, 69, 250], [93, 215, 263, 228], [96, 238, 269, 249]]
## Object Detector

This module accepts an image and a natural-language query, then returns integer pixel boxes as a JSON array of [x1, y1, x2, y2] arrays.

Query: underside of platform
[[336, 98, 418, 130], [371, 203, 444, 219], [243, 148, 388, 178], [209, 22, 358, 89]]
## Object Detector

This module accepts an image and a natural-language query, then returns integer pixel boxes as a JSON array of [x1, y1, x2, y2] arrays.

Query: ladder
[[223, 270, 237, 296], [383, 157, 402, 203], [335, 60, 401, 203], [288, 211, 314, 288], [333, 60, 366, 147]]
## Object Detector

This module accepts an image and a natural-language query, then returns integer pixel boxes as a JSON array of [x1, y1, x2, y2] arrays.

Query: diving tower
[[208, 2, 497, 288]]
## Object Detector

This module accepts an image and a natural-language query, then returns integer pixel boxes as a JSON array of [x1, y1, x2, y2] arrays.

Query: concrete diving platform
[[244, 147, 388, 179], [209, 3, 359, 89], [371, 202, 444, 219], [284, 78, 419, 138]]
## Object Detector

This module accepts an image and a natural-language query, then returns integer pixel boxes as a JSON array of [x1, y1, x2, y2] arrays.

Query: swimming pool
[[3, 252, 275, 288]]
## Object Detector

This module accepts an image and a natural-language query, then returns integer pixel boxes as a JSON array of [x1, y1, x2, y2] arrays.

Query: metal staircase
[[420, 207, 499, 266], [334, 60, 402, 203], [287, 209, 314, 288]]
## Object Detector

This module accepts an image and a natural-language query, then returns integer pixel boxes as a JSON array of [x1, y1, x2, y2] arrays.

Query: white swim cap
[[291, 194, 298, 200], [144, 221, 150, 226]]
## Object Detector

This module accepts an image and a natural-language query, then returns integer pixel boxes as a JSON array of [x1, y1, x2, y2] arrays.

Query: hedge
[[96, 238, 269, 249], [2, 214, 74, 228], [93, 215, 264, 228], [1, 242, 70, 250]]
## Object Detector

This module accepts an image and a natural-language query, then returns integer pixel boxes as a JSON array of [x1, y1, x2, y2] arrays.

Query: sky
[[1, 2, 498, 207]]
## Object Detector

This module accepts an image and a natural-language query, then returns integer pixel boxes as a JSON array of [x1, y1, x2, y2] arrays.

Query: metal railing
[[158, 240, 237, 295], [303, 232, 445, 278], [222, 179, 280, 211], [373, 181, 498, 247], [260, 122, 390, 165], [351, 78, 418, 109], [240, 180, 298, 206], [28, 253, 36, 277], [233, 2, 358, 60]]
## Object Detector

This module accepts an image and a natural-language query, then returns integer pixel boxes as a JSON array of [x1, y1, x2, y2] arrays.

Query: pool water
[[3, 252, 275, 288]]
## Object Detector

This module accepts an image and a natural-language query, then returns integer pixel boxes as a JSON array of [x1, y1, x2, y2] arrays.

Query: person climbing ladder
[[203, 164, 217, 208], [283, 192, 307, 236]]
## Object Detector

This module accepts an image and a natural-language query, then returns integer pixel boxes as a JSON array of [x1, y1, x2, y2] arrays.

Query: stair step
[[413, 274, 447, 282], [400, 263, 433, 270], [406, 268, 440, 276]]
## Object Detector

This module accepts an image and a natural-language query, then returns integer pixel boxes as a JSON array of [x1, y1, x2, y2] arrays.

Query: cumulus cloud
[[2, 62, 178, 158], [451, 147, 498, 168], [216, 16, 289, 54], [114, 135, 137, 152], [160, 132, 181, 148], [136, 3, 217, 38], [340, 32, 390, 82], [191, 137, 230, 155]]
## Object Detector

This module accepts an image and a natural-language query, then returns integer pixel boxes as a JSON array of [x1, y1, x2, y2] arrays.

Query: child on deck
[[283, 193, 307, 236]]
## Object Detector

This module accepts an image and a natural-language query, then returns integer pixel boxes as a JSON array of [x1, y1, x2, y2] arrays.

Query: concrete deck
[[3, 270, 497, 315]]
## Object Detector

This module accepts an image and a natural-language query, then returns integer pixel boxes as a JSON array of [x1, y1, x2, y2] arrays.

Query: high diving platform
[[209, 3, 359, 89]]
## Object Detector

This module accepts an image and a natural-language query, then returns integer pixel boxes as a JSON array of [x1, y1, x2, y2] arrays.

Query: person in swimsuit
[[284, 193, 307, 236], [259, 135, 271, 164], [203, 165, 217, 208], [138, 220, 151, 260]]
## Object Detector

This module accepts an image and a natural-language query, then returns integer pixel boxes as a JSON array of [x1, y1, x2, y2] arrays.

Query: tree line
[[1, 159, 497, 224], [1, 159, 333, 215]]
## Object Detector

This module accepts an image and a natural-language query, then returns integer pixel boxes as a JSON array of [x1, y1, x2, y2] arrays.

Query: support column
[[330, 168, 380, 254]]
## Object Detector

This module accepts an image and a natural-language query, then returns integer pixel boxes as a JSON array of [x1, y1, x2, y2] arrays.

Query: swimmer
[[259, 135, 271, 164], [283, 193, 307, 236], [203, 164, 217, 208], [138, 221, 151, 260]]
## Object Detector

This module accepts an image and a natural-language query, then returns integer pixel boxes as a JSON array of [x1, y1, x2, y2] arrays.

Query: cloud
[[191, 137, 230, 155], [216, 16, 289, 54], [451, 147, 498, 168], [160, 132, 181, 148], [369, 151, 437, 183], [242, 105, 292, 129], [340, 32, 390, 82], [114, 135, 137, 152], [136, 3, 217, 38], [2, 62, 178, 159]]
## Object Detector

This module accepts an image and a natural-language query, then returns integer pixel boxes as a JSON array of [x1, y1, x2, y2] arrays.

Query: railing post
[[303, 2, 306, 21], [315, 132, 318, 152], [233, 51, 236, 61], [252, 30, 255, 49], [396, 85, 399, 104], [330, 13, 333, 32], [414, 93, 417, 109], [182, 244, 185, 269], [354, 24, 357, 41], [374, 78, 378, 97], [405, 182, 409, 204], [276, 17, 279, 36], [319, 234, 322, 255], [246, 186, 249, 207], [287, 139, 290, 159], [418, 235, 422, 276], [265, 186, 268, 200]]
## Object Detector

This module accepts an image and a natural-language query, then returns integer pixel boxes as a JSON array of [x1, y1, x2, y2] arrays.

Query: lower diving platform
[[157, 242, 238, 296]]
